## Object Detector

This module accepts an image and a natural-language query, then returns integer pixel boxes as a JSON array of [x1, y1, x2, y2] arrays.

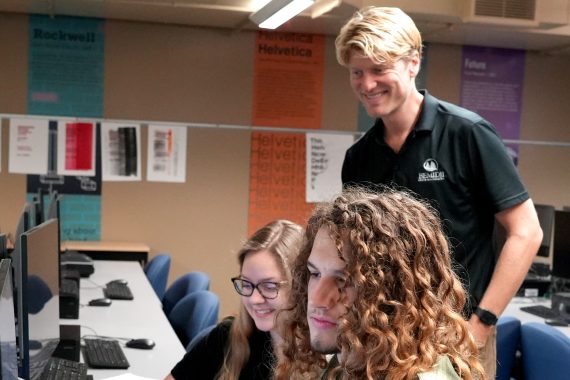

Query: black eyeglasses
[[231, 277, 287, 299]]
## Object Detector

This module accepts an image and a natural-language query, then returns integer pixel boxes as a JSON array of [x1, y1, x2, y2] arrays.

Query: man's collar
[[414, 89, 437, 132]]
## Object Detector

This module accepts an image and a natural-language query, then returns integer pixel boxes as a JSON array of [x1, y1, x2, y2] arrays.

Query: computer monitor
[[46, 192, 60, 221], [36, 188, 46, 226], [553, 210, 570, 281], [45, 193, 62, 255], [0, 259, 18, 380], [12, 219, 60, 380], [534, 204, 555, 258], [0, 235, 7, 260], [27, 201, 41, 230]]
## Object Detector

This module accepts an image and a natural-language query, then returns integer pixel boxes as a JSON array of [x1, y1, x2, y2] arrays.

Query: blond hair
[[335, 6, 423, 67]]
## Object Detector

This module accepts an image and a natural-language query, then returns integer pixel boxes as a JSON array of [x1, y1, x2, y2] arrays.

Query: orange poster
[[252, 31, 325, 129], [248, 132, 314, 236]]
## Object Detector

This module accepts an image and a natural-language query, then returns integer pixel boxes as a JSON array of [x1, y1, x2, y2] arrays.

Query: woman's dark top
[[170, 317, 275, 380]]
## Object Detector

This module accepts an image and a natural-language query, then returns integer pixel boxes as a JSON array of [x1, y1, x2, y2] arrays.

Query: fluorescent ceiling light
[[311, 0, 342, 19], [250, 0, 315, 30]]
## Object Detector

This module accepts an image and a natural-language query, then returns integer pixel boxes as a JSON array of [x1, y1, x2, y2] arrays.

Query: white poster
[[147, 125, 187, 183], [101, 122, 141, 181], [306, 133, 354, 203], [8, 118, 50, 175]]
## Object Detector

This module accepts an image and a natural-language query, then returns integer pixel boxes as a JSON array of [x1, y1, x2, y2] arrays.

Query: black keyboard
[[520, 304, 560, 319], [82, 339, 130, 369], [40, 357, 88, 380], [29, 340, 60, 380], [104, 283, 134, 300]]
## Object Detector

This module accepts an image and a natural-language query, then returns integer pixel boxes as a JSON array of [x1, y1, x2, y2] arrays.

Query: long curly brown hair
[[274, 187, 485, 380]]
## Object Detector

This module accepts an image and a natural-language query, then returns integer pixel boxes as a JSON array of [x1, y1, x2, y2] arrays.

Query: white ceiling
[[2, 0, 570, 55]]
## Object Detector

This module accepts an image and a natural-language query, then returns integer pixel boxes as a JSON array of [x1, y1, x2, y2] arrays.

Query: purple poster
[[460, 46, 525, 163]]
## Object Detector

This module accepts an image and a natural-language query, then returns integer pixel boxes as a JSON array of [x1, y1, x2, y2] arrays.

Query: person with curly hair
[[274, 187, 485, 380], [336, 7, 543, 377], [165, 219, 303, 380]]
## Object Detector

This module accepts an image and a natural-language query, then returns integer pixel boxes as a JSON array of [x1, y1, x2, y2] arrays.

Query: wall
[[1, 13, 569, 319]]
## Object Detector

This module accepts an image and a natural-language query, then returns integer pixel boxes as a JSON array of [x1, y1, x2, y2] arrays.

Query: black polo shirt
[[342, 90, 529, 311]]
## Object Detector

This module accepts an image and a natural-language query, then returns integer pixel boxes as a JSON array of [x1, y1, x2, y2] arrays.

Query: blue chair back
[[520, 322, 570, 380], [162, 271, 210, 316], [27, 275, 53, 314], [144, 253, 171, 300], [496, 316, 521, 380], [168, 290, 219, 348]]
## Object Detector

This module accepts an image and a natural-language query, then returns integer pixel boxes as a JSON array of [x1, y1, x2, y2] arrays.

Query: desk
[[61, 241, 150, 265], [503, 297, 570, 338], [61, 260, 185, 379]]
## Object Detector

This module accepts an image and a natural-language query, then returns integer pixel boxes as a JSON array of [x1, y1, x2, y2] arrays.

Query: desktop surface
[[60, 260, 185, 379], [61, 241, 150, 265], [505, 297, 570, 338]]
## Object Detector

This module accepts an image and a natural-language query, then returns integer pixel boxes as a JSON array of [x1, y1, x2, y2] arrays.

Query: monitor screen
[[13, 219, 60, 380], [0, 259, 18, 380], [535, 204, 555, 258], [553, 210, 570, 281]]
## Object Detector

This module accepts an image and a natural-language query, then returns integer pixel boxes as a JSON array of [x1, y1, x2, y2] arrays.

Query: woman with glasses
[[165, 219, 303, 380]]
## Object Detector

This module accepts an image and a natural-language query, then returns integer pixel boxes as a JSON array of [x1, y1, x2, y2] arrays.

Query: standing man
[[336, 7, 542, 377]]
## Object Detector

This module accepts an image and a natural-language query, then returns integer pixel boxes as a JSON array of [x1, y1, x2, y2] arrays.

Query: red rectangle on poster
[[65, 122, 94, 170]]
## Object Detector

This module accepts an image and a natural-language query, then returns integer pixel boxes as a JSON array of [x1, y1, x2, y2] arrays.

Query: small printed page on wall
[[147, 124, 187, 183], [306, 133, 354, 203], [8, 117, 49, 175], [101, 122, 142, 181]]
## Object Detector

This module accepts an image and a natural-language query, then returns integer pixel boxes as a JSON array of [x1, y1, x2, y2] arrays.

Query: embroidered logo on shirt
[[418, 158, 445, 182]]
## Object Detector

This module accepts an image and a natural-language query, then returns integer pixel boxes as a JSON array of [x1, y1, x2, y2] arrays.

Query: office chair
[[520, 322, 570, 380], [496, 316, 521, 380], [168, 290, 219, 348], [27, 275, 53, 314], [144, 253, 171, 300], [162, 271, 210, 316]]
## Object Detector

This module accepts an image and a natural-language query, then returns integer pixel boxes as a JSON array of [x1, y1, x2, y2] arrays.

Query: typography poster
[[248, 132, 314, 235], [460, 46, 525, 163], [26, 15, 105, 240], [252, 31, 325, 129]]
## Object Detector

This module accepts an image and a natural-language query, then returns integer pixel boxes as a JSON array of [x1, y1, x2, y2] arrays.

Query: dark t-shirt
[[170, 317, 275, 380], [342, 91, 529, 311]]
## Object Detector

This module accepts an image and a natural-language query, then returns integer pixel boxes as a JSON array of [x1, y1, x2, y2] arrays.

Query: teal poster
[[27, 15, 105, 241]]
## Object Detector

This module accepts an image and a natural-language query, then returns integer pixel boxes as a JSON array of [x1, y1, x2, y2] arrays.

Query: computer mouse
[[545, 318, 569, 327], [88, 298, 112, 307], [107, 279, 128, 286], [125, 338, 155, 350]]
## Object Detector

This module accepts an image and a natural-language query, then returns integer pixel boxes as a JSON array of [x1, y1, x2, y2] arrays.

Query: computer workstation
[[1, 197, 184, 380], [509, 208, 570, 332], [60, 260, 185, 379]]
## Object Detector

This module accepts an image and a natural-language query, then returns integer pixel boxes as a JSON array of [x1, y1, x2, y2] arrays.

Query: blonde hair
[[335, 6, 423, 67], [275, 187, 485, 380], [216, 219, 303, 380]]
